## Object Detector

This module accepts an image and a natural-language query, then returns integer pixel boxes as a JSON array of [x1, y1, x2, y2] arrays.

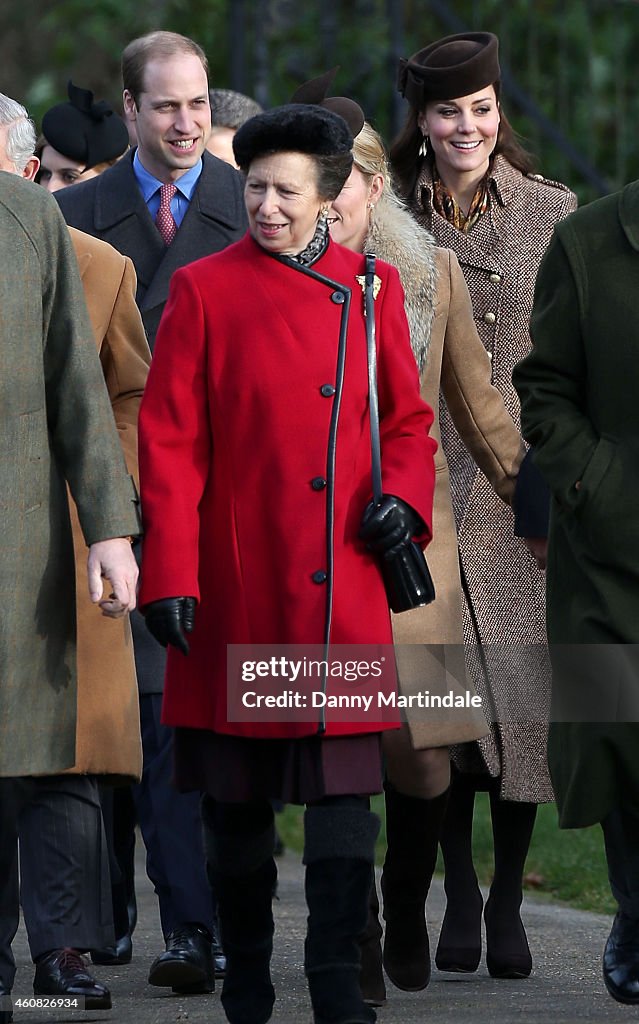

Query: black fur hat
[[42, 81, 129, 169], [233, 103, 353, 171]]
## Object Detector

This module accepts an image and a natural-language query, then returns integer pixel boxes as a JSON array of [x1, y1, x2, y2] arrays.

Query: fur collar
[[364, 198, 437, 373]]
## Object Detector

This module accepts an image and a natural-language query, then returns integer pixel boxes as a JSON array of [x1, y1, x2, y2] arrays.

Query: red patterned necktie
[[155, 183, 178, 246]]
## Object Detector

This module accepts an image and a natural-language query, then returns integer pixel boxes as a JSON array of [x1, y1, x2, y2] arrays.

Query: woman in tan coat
[[390, 32, 576, 981], [329, 118, 524, 1004], [67, 226, 149, 783]]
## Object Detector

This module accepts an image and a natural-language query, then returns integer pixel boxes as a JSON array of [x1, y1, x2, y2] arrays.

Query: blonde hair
[[352, 121, 405, 215]]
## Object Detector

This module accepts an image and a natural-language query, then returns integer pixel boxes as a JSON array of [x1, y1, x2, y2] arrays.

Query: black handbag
[[363, 252, 436, 613]]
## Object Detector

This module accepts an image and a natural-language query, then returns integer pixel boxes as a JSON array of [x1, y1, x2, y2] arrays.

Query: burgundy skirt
[[173, 729, 383, 804]]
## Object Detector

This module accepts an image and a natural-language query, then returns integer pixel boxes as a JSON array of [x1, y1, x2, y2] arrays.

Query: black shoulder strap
[[364, 252, 382, 505]]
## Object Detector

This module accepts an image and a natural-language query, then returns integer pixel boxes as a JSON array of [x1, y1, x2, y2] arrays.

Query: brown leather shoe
[[33, 949, 111, 1009]]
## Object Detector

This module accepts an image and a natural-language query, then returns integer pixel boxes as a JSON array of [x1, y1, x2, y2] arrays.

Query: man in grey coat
[[0, 171, 139, 1022], [56, 29, 247, 991]]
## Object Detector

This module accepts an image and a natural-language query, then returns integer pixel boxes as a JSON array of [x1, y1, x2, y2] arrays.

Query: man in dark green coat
[[0, 171, 140, 1019], [514, 180, 639, 1006]]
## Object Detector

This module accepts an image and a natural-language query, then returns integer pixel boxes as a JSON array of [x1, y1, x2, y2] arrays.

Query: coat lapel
[[415, 156, 523, 275], [142, 153, 247, 314], [92, 153, 165, 298]]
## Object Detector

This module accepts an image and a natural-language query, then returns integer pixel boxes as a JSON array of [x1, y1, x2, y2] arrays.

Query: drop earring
[[418, 134, 429, 157]]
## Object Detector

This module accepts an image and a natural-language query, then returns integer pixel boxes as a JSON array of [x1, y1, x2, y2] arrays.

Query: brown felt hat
[[290, 67, 365, 138], [398, 32, 500, 108]]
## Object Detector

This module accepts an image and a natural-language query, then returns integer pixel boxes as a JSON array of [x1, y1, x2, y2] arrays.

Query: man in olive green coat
[[0, 170, 139, 1017], [514, 180, 639, 1006]]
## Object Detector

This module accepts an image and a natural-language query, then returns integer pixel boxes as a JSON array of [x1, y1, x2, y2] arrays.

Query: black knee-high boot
[[202, 797, 276, 1024], [381, 783, 449, 991], [358, 877, 386, 1007], [304, 799, 380, 1024]]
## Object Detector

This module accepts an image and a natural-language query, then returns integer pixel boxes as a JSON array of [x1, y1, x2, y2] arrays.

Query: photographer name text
[[241, 689, 482, 711]]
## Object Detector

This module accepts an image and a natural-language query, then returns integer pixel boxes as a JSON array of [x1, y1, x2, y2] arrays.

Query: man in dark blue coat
[[56, 29, 248, 995]]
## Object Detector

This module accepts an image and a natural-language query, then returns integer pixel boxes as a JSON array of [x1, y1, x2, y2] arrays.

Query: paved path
[[7, 846, 637, 1024]]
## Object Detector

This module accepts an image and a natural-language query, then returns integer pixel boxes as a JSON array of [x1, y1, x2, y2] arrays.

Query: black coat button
[[312, 570, 328, 584], [331, 290, 345, 304], [320, 384, 336, 397], [311, 477, 327, 491]]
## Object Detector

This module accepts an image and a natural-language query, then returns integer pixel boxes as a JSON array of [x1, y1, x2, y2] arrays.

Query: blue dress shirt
[[133, 151, 203, 228]]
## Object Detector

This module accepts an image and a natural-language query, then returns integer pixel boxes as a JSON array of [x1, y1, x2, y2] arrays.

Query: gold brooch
[[355, 274, 382, 299]]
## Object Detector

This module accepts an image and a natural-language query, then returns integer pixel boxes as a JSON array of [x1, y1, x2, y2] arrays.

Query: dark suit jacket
[[56, 150, 248, 350], [57, 150, 247, 693]]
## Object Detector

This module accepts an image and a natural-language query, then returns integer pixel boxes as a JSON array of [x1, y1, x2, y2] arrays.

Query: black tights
[[438, 773, 537, 947]]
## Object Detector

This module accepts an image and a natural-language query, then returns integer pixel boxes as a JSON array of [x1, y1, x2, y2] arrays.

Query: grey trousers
[[0, 775, 113, 988]]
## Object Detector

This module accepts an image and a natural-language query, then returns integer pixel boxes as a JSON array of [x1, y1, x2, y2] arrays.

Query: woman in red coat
[[138, 103, 436, 1024]]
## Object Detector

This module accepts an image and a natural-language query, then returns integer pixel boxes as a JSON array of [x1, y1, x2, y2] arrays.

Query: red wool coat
[[139, 234, 436, 739]]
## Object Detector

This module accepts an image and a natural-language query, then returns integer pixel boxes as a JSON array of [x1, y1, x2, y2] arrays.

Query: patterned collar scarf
[[275, 214, 329, 267], [432, 168, 490, 233]]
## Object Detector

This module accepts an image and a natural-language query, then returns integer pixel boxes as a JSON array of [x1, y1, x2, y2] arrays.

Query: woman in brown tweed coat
[[390, 32, 576, 981]]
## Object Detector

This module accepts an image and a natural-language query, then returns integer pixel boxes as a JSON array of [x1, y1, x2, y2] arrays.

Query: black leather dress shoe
[[603, 912, 639, 1004], [91, 932, 133, 966], [148, 923, 215, 994], [211, 922, 227, 978], [0, 980, 12, 1024], [33, 949, 111, 1009]]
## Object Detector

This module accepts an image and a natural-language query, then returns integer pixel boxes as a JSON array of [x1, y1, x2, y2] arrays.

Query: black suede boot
[[381, 783, 449, 991], [202, 798, 276, 1024], [304, 801, 379, 1024]]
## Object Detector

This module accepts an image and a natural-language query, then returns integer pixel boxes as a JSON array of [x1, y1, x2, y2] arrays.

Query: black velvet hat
[[42, 81, 129, 169], [398, 32, 500, 108], [290, 68, 365, 138], [232, 103, 353, 171]]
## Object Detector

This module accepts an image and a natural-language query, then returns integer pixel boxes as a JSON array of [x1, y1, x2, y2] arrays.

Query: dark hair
[[122, 31, 209, 107], [390, 84, 535, 199]]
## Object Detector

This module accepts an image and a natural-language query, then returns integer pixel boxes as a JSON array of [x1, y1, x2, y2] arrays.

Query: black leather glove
[[359, 495, 423, 557], [144, 597, 196, 656]]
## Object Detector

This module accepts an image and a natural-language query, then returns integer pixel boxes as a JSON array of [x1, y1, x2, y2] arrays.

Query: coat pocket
[[576, 437, 638, 566], [19, 409, 47, 513]]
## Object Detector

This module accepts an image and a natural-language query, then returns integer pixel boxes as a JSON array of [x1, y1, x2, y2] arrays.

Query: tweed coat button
[[331, 290, 345, 304], [311, 477, 327, 491], [483, 311, 496, 325], [489, 272, 501, 283], [312, 570, 328, 584], [320, 384, 336, 397]]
